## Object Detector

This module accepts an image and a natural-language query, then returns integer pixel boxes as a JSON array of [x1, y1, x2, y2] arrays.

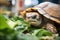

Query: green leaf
[[17, 33, 39, 40], [0, 14, 10, 30], [14, 20, 30, 33], [11, 16, 24, 21], [7, 20, 17, 29], [11, 16, 31, 33], [33, 29, 52, 37]]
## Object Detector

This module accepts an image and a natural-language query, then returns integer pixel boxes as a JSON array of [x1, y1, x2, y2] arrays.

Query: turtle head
[[25, 12, 42, 26], [19, 8, 43, 27]]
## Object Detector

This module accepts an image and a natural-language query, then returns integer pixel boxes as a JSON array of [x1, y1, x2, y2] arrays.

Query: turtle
[[19, 2, 60, 34]]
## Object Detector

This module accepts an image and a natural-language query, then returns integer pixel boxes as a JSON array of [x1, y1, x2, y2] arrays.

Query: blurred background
[[0, 0, 60, 13]]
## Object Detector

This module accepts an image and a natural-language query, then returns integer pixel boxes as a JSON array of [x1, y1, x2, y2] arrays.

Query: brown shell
[[34, 2, 60, 24]]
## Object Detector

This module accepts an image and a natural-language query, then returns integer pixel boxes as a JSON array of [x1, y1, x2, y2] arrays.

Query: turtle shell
[[34, 2, 60, 24]]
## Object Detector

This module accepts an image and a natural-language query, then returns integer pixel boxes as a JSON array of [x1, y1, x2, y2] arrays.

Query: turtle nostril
[[32, 15, 37, 19]]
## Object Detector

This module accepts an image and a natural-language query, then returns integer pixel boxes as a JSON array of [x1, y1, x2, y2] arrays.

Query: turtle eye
[[32, 15, 37, 19]]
